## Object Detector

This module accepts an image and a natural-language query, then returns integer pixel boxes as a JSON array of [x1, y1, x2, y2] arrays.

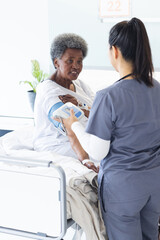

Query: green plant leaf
[[19, 59, 49, 92], [19, 80, 36, 92]]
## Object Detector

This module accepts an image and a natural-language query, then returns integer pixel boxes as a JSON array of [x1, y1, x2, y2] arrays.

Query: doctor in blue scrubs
[[63, 17, 160, 240]]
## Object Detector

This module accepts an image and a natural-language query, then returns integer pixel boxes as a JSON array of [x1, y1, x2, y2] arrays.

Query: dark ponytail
[[109, 17, 154, 87]]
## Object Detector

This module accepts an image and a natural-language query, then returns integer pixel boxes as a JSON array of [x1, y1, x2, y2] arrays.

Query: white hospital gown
[[33, 79, 95, 158]]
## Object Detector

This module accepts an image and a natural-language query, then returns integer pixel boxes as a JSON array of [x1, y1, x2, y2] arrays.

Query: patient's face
[[54, 48, 83, 81]]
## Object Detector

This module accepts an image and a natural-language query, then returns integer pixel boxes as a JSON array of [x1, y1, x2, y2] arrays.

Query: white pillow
[[1, 126, 34, 153]]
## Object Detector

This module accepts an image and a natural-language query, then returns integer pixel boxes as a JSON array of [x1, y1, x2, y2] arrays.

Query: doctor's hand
[[62, 109, 78, 136], [59, 94, 90, 118]]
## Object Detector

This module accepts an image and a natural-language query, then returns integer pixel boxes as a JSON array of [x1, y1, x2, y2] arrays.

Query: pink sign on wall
[[99, 0, 131, 18]]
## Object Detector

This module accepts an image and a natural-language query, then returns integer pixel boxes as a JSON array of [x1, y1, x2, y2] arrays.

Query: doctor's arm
[[63, 109, 110, 161], [71, 122, 110, 160]]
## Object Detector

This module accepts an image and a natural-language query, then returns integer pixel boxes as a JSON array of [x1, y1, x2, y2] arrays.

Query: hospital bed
[[0, 129, 82, 240], [0, 127, 106, 240]]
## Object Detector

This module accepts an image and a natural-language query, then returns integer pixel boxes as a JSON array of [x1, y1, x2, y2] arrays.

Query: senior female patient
[[33, 33, 98, 172], [62, 18, 160, 240]]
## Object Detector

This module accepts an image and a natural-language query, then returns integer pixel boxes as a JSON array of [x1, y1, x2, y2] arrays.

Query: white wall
[[79, 70, 160, 93], [48, 0, 160, 70], [0, 0, 160, 119], [0, 0, 50, 117]]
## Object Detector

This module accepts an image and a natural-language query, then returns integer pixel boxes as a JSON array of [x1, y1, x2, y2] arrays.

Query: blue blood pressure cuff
[[48, 102, 66, 135], [48, 101, 84, 135]]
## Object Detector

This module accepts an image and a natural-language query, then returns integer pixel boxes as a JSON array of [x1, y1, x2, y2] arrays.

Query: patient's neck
[[50, 72, 75, 91]]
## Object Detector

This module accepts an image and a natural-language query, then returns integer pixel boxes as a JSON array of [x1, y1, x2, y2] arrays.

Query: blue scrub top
[[86, 79, 160, 173]]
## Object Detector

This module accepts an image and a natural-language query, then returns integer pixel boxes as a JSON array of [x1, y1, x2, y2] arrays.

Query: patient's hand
[[59, 94, 78, 106], [83, 161, 99, 173], [81, 109, 90, 118]]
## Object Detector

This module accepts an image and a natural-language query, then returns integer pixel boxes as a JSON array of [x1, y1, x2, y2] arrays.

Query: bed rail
[[0, 156, 68, 240]]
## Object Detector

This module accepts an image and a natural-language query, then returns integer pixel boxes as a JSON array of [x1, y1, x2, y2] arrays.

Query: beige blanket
[[51, 152, 107, 240]]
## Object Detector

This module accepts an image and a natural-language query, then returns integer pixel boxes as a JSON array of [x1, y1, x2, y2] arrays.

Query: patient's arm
[[67, 130, 99, 173]]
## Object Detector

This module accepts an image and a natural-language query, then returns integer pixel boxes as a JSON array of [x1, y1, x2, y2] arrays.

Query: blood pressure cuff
[[48, 102, 65, 134]]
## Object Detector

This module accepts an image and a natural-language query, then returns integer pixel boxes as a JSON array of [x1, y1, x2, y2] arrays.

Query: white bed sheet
[[0, 126, 34, 152]]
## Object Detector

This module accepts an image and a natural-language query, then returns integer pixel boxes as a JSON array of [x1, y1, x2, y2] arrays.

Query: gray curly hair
[[50, 33, 88, 66]]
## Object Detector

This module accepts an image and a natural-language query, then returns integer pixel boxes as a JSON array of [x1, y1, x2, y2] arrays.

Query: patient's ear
[[54, 58, 59, 69]]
